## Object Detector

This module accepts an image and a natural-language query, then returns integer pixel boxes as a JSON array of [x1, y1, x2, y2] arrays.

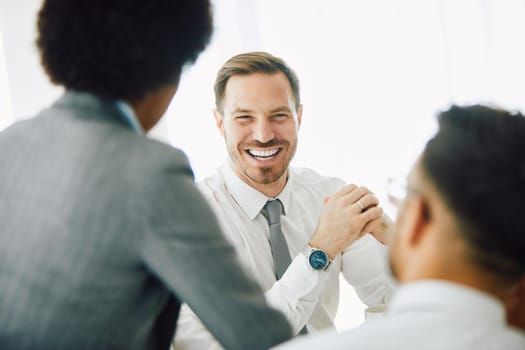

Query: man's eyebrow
[[230, 106, 292, 114], [231, 108, 254, 114], [270, 106, 292, 113]]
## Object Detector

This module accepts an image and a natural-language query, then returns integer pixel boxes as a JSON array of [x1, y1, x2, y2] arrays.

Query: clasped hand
[[309, 184, 392, 259]]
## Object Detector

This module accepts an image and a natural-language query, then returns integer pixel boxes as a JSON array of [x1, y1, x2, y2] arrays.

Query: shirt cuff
[[267, 252, 330, 307], [264, 253, 331, 334]]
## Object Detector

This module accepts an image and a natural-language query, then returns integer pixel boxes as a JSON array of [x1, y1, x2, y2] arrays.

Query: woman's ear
[[506, 276, 525, 330]]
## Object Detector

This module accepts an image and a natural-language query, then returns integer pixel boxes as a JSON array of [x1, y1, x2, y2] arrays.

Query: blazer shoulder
[[119, 137, 196, 187]]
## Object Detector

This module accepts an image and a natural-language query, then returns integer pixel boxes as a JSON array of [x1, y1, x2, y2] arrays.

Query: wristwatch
[[303, 244, 331, 271]]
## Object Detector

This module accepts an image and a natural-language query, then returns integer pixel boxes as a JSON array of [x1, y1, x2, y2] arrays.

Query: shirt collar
[[220, 161, 293, 220], [389, 280, 506, 326], [115, 100, 144, 135]]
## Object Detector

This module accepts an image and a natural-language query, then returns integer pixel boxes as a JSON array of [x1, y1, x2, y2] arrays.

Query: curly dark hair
[[37, 0, 213, 101], [422, 104, 525, 282]]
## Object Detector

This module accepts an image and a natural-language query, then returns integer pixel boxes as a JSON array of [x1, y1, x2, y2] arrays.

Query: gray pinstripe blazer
[[0, 91, 292, 350]]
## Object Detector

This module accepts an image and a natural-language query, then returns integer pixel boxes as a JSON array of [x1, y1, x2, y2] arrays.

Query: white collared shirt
[[276, 280, 525, 350], [173, 162, 394, 349]]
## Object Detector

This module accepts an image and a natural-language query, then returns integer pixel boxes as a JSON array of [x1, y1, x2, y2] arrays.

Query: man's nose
[[252, 119, 274, 143]]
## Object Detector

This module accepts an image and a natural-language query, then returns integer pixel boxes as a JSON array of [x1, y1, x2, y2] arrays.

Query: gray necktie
[[262, 199, 291, 280], [262, 200, 308, 335]]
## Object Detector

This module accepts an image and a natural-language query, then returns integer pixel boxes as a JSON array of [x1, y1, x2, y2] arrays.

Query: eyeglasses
[[387, 177, 421, 207], [387, 177, 408, 208], [387, 176, 430, 219]]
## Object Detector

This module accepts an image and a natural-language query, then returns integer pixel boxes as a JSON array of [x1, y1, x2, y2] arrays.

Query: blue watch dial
[[309, 249, 329, 270]]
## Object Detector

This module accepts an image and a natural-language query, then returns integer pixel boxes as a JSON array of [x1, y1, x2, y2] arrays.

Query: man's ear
[[297, 104, 303, 129], [404, 196, 430, 247], [213, 108, 225, 137]]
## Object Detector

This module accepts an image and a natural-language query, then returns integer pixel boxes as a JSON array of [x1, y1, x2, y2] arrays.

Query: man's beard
[[227, 137, 297, 185]]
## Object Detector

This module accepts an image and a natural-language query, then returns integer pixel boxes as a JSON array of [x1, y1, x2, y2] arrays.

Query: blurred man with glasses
[[277, 104, 525, 349]]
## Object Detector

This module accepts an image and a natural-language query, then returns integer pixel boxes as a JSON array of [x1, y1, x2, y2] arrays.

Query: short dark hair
[[37, 0, 213, 102], [214, 52, 300, 113], [422, 104, 525, 282]]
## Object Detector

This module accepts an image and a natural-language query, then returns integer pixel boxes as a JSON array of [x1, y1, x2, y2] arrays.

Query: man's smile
[[245, 147, 282, 161]]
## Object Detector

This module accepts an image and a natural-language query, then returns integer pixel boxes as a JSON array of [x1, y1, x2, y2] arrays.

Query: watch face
[[309, 250, 328, 270]]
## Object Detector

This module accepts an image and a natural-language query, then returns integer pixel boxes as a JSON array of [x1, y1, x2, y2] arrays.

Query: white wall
[[0, 25, 13, 129], [0, 0, 63, 122]]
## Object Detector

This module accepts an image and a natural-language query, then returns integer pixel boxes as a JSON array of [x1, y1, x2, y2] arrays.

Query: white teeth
[[248, 148, 279, 158]]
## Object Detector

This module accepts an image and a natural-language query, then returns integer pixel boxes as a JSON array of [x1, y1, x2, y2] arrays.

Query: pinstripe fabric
[[0, 91, 292, 350]]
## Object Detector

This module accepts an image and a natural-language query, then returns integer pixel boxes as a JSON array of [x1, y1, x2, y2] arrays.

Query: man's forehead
[[223, 77, 295, 110], [224, 72, 291, 93]]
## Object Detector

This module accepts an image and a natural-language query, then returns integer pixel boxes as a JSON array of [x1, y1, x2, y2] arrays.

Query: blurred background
[[1, 0, 524, 330]]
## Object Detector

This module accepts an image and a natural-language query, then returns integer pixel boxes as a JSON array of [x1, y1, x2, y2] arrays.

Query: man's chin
[[249, 174, 282, 185], [246, 168, 286, 185]]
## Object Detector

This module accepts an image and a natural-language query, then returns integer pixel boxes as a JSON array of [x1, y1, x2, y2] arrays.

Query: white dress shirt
[[173, 162, 394, 349], [276, 280, 525, 350]]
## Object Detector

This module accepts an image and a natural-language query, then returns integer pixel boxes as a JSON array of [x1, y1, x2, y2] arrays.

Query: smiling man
[[173, 52, 394, 349], [217, 70, 299, 197]]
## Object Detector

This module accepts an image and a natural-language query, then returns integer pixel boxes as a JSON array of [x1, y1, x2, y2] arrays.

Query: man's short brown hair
[[214, 51, 300, 113]]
